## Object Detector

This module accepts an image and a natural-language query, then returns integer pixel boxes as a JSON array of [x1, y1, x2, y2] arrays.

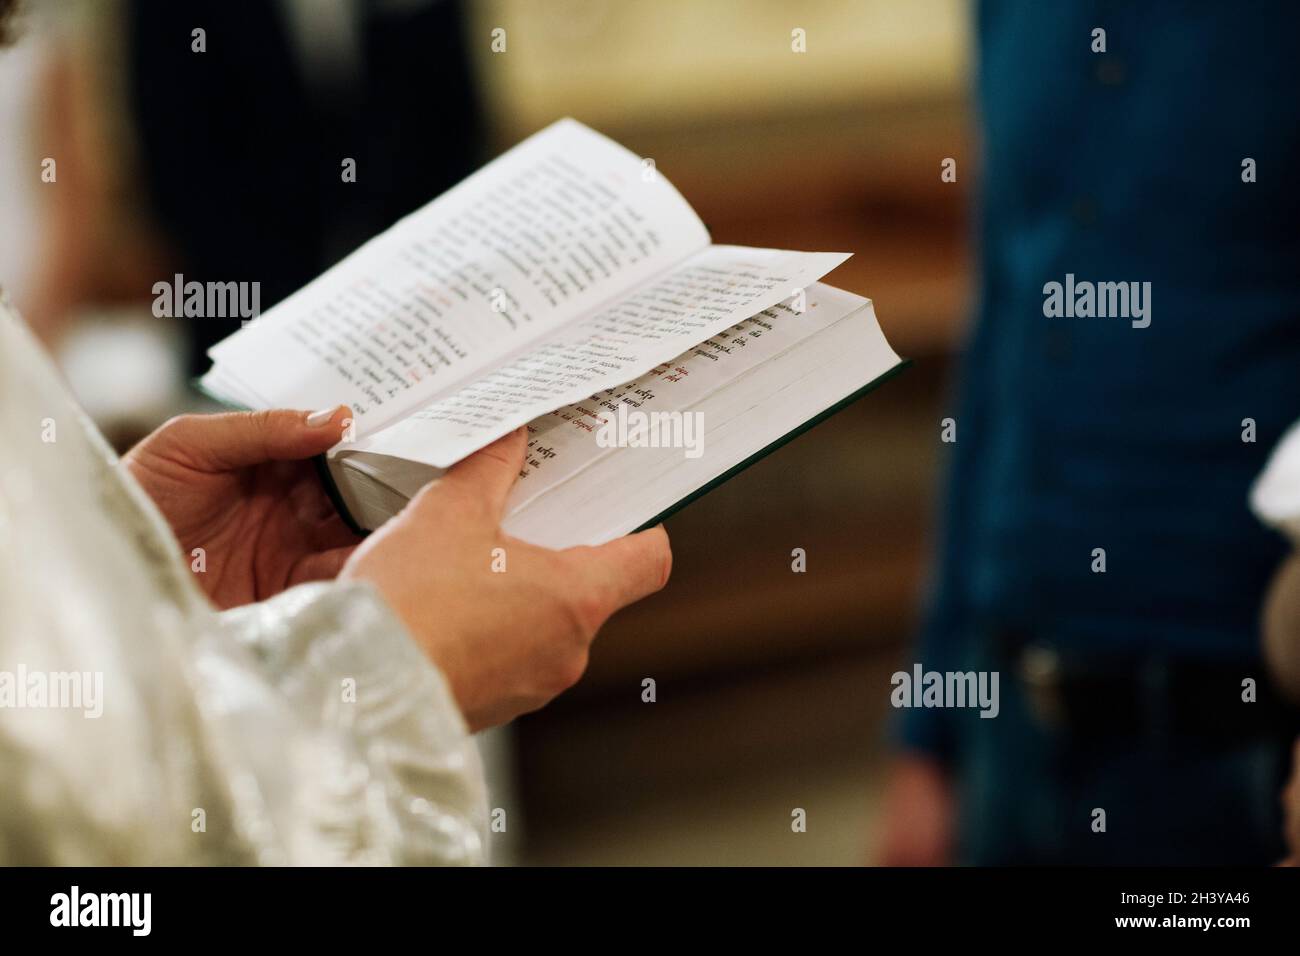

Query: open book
[[200, 119, 904, 549]]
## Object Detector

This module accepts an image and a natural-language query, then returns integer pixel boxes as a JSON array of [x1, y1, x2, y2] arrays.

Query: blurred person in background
[[21, 0, 485, 377], [124, 0, 486, 376], [880, 1, 1300, 865]]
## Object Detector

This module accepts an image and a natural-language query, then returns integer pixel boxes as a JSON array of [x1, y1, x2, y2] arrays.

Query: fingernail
[[306, 406, 339, 427]]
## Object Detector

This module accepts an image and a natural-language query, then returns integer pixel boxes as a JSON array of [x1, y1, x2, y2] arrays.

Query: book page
[[332, 282, 873, 509], [202, 119, 709, 435], [504, 300, 898, 548], [345, 245, 850, 467], [505, 282, 870, 511]]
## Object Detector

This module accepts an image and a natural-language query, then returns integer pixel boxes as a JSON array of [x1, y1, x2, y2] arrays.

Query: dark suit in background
[[125, 0, 486, 375]]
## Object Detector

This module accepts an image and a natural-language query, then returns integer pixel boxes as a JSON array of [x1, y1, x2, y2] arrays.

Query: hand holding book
[[124, 407, 671, 730], [123, 406, 361, 609], [340, 426, 672, 730]]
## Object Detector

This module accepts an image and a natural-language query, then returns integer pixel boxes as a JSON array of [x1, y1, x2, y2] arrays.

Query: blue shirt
[[902, 0, 1300, 757]]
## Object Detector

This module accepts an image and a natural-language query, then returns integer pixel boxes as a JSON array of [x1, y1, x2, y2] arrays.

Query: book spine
[[312, 453, 370, 537]]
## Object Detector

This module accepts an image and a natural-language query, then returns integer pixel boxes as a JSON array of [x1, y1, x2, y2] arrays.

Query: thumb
[[441, 427, 529, 519], [160, 406, 352, 470], [566, 525, 672, 617]]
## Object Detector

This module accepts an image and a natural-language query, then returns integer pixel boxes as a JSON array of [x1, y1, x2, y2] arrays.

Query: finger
[[288, 544, 359, 586], [163, 406, 352, 470], [565, 525, 672, 615], [287, 470, 341, 523], [440, 427, 529, 519], [289, 480, 365, 550]]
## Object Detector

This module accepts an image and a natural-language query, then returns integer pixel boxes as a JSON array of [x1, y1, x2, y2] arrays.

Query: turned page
[[345, 244, 850, 467], [202, 119, 709, 436], [503, 282, 872, 511]]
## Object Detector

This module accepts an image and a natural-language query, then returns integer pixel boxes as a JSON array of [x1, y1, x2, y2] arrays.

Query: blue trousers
[[953, 650, 1292, 865]]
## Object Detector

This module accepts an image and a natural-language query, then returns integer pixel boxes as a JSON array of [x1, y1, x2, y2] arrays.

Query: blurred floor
[[520, 648, 898, 866]]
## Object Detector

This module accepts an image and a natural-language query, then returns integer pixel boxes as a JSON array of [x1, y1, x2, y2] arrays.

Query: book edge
[[629, 357, 913, 534]]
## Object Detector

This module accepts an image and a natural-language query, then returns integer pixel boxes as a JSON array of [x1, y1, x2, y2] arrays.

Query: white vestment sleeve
[[0, 295, 486, 865], [210, 581, 488, 865]]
